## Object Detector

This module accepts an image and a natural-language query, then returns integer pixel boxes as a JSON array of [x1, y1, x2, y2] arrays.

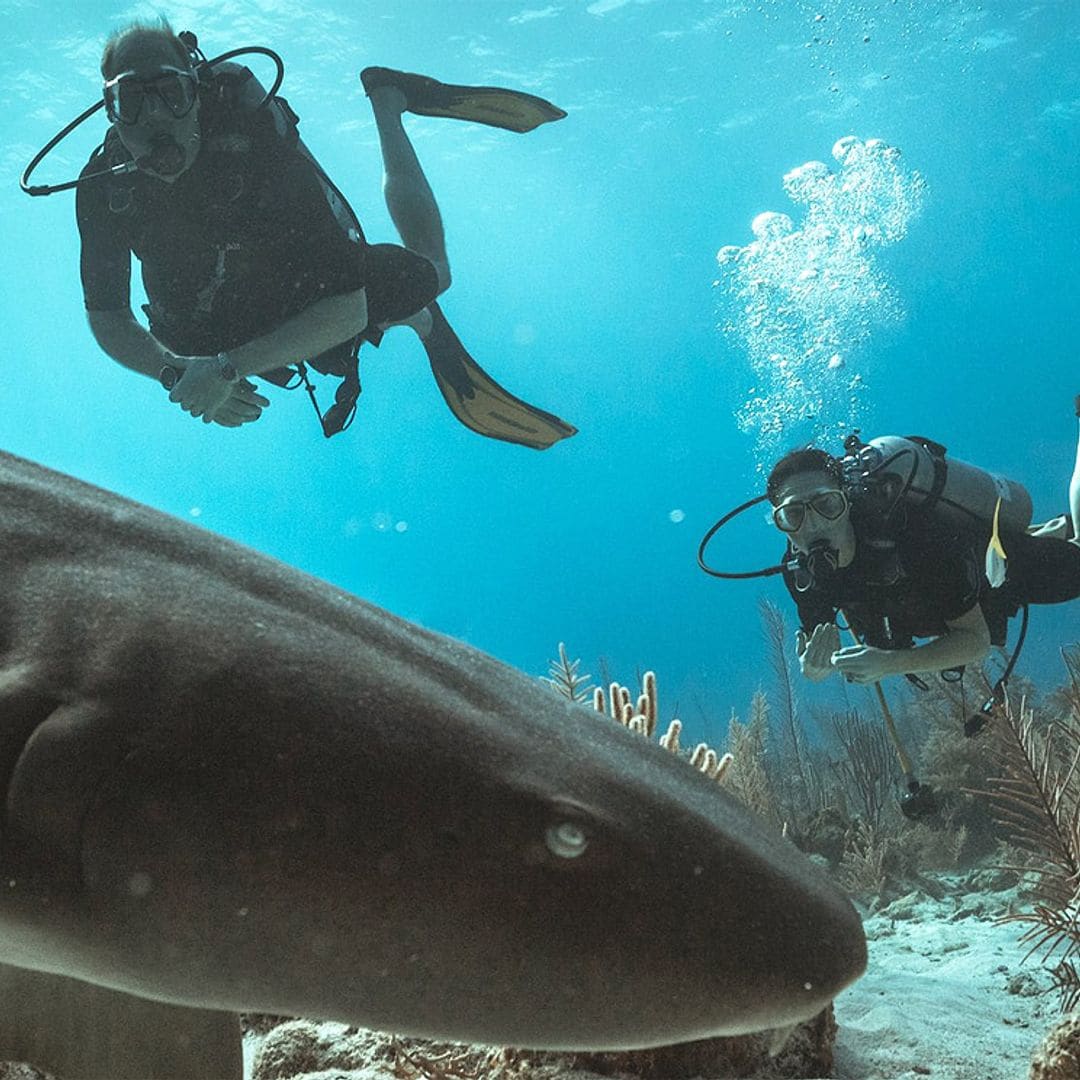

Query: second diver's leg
[[1070, 394, 1080, 544], [368, 86, 451, 300]]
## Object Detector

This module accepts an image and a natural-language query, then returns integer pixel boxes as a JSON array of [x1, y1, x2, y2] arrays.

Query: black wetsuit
[[783, 510, 1080, 650], [76, 69, 438, 367]]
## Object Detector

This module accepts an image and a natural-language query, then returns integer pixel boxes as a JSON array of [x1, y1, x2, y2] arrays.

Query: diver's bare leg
[[368, 87, 451, 297], [1070, 394, 1080, 544]]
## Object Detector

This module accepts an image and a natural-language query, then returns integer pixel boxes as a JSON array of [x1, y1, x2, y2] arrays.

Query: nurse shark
[[0, 451, 866, 1078]]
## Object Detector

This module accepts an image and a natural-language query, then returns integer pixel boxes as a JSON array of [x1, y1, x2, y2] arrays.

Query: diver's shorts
[[1007, 528, 1080, 605], [360, 243, 441, 341], [984, 527, 1080, 643]]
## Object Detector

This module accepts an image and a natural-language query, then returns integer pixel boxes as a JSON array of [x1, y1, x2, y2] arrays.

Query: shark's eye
[[545, 820, 589, 859]]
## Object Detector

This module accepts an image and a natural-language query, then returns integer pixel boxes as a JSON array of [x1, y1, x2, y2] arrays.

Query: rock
[[1030, 1012, 1080, 1079], [559, 1005, 838, 1078], [878, 892, 924, 921], [252, 1008, 839, 1080], [1007, 972, 1045, 998]]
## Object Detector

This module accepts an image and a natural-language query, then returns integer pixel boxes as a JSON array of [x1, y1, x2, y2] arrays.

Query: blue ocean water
[[2, 0, 1077, 749]]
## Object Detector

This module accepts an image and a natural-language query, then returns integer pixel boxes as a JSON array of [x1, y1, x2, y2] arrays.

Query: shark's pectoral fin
[[0, 963, 242, 1080]]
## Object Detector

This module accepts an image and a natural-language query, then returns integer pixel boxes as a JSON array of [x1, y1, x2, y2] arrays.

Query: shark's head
[[0, 452, 866, 1051]]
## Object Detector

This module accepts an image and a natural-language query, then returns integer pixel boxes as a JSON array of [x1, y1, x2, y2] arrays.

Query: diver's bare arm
[[831, 604, 991, 683], [87, 308, 179, 380], [902, 604, 992, 674], [226, 288, 369, 378]]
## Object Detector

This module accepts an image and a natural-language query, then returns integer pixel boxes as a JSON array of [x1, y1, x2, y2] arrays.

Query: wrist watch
[[216, 352, 240, 384]]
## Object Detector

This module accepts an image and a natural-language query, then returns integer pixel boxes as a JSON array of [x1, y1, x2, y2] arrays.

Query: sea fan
[[977, 695, 1080, 1011]]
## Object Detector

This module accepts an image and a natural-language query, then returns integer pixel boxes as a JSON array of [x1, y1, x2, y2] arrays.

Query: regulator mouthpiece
[[805, 539, 840, 585], [140, 134, 186, 177]]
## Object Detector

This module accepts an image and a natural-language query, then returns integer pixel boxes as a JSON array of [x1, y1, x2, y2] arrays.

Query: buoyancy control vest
[[834, 434, 1037, 661], [103, 62, 367, 435]]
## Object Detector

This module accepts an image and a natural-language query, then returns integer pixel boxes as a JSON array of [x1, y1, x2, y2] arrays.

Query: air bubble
[[750, 211, 794, 240], [832, 135, 860, 163], [715, 135, 925, 463]]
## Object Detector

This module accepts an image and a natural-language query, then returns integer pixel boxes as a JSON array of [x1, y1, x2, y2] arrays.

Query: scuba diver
[[697, 400, 1080, 817], [764, 407, 1080, 694], [56, 19, 577, 446]]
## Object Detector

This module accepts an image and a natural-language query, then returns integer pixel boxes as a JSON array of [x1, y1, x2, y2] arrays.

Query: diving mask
[[772, 489, 848, 533], [104, 66, 198, 126]]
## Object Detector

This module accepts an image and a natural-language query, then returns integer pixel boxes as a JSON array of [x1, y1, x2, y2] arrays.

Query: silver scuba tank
[[849, 435, 1033, 533]]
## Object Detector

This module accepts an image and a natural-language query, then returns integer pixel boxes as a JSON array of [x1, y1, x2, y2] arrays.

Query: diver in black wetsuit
[[766, 409, 1080, 689], [76, 19, 576, 447]]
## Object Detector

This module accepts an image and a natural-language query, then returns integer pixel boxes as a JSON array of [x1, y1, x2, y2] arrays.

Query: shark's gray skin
[[0, 450, 866, 1076], [0, 963, 243, 1079]]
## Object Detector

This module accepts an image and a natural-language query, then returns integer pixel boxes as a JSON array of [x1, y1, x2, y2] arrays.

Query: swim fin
[[361, 67, 566, 133], [422, 302, 577, 450]]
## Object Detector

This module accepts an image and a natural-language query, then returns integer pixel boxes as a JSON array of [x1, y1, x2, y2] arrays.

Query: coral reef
[[0, 1066, 52, 1080], [252, 1010, 839, 1080], [1030, 1011, 1080, 1080]]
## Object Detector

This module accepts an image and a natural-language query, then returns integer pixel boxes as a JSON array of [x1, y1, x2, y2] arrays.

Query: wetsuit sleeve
[[75, 150, 132, 312]]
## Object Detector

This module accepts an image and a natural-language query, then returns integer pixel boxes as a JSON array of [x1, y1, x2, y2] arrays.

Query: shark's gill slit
[[0, 695, 65, 823]]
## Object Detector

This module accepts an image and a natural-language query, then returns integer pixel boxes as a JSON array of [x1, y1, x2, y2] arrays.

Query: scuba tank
[[841, 433, 1033, 536]]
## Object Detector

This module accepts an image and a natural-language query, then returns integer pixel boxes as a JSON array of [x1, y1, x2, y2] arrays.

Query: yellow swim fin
[[422, 303, 577, 450], [361, 67, 566, 134], [985, 497, 1008, 589]]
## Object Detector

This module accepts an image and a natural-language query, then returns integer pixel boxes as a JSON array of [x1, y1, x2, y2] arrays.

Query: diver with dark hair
[[764, 404, 1080, 691], [68, 19, 576, 445]]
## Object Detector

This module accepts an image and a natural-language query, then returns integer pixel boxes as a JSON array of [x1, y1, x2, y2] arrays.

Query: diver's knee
[[431, 259, 451, 296], [380, 306, 433, 338]]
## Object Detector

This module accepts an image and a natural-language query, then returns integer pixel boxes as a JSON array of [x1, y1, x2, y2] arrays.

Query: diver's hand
[[168, 355, 239, 422], [796, 623, 840, 682], [831, 644, 896, 684], [208, 380, 271, 428]]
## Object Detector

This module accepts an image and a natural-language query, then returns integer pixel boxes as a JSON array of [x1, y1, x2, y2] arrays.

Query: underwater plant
[[724, 691, 781, 826], [759, 599, 809, 798], [1049, 644, 1080, 726], [541, 642, 595, 704], [976, 691, 1080, 1011], [827, 710, 896, 831]]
